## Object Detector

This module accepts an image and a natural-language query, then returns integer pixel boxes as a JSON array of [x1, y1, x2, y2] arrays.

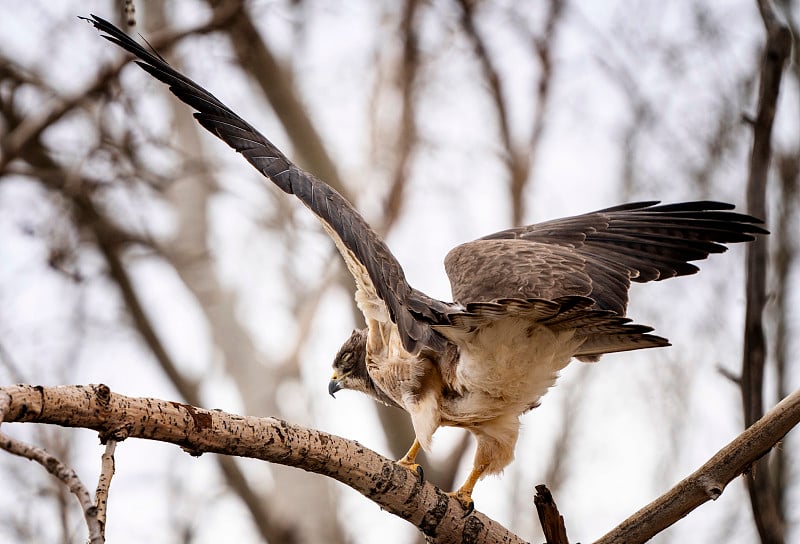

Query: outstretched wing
[[445, 201, 767, 315], [439, 201, 765, 363], [84, 15, 451, 353]]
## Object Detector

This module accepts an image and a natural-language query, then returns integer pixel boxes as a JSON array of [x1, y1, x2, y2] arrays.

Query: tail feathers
[[436, 295, 670, 360], [575, 333, 670, 362]]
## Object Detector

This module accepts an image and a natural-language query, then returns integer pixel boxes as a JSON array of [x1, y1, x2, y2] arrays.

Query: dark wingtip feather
[[649, 201, 735, 212], [596, 201, 661, 213]]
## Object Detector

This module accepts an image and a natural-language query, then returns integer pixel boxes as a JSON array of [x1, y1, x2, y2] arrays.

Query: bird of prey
[[86, 15, 767, 515]]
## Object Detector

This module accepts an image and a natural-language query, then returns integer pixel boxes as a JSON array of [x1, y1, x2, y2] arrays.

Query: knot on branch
[[696, 475, 725, 500], [92, 384, 112, 407], [98, 423, 132, 444]]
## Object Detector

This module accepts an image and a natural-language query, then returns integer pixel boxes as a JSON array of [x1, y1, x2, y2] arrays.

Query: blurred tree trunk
[[740, 2, 791, 542]]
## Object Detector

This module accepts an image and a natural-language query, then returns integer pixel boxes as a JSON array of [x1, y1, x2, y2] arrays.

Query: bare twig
[[0, 434, 103, 543], [534, 485, 570, 544], [0, 384, 526, 544], [0, 394, 103, 543], [741, 1, 791, 542], [595, 388, 800, 544], [94, 440, 116, 539]]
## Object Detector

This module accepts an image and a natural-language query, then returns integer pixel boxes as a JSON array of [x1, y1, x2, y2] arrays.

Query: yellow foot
[[447, 489, 475, 517], [397, 459, 425, 484]]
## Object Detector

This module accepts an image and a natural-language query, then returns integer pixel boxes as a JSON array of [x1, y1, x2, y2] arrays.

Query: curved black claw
[[415, 464, 425, 484], [460, 500, 475, 518], [397, 461, 425, 485]]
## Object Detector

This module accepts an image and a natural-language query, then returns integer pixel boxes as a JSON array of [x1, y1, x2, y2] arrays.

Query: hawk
[[86, 15, 767, 515]]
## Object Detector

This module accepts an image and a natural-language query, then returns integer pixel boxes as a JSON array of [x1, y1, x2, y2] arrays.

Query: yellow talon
[[448, 462, 486, 517], [397, 439, 425, 483], [447, 489, 475, 517]]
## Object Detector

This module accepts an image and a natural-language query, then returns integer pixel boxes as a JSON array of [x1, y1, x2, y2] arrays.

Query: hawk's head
[[328, 328, 369, 398]]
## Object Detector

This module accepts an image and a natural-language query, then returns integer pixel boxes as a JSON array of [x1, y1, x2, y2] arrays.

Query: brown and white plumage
[[87, 15, 768, 514]]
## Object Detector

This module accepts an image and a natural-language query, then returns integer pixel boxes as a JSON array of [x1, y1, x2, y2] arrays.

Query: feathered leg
[[451, 415, 520, 516]]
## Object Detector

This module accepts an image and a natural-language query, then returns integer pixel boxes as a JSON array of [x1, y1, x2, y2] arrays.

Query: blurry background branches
[[0, 1, 797, 543]]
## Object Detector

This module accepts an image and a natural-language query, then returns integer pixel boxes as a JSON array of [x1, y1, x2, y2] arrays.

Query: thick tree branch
[[595, 388, 800, 544], [741, 1, 791, 542], [0, 384, 525, 544]]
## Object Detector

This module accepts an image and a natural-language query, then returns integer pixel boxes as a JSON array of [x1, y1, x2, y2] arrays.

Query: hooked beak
[[328, 370, 351, 398], [328, 378, 342, 398]]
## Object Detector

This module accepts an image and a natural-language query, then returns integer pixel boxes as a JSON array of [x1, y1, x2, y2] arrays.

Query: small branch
[[716, 364, 742, 386], [94, 440, 117, 540], [0, 390, 103, 543], [0, 384, 525, 544], [595, 388, 800, 544], [534, 485, 570, 544], [0, 434, 103, 543]]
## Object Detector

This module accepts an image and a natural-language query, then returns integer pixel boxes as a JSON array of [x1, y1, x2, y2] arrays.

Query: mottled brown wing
[[85, 15, 452, 353], [446, 201, 767, 315], [445, 239, 597, 303]]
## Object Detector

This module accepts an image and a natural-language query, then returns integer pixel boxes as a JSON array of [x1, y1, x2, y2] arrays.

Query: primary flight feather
[[84, 15, 767, 515]]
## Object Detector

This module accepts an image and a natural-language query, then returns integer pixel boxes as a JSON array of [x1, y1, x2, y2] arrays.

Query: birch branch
[[595, 388, 800, 544], [0, 384, 524, 544], [94, 440, 117, 540]]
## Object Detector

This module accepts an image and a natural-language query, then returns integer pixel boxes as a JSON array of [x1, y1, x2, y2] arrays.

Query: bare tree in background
[[0, 1, 797, 543]]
